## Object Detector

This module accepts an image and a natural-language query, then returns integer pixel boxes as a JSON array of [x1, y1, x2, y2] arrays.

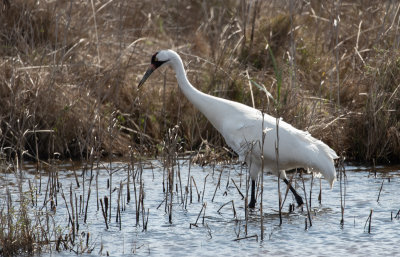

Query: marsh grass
[[1, 0, 400, 254], [0, 189, 42, 256], [1, 0, 398, 165], [0, 152, 65, 256]]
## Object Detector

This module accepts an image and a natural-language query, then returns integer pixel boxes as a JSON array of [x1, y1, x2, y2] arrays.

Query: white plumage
[[138, 49, 338, 207]]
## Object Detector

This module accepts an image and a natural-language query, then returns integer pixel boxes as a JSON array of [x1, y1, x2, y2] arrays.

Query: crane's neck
[[170, 55, 202, 101], [169, 54, 221, 127]]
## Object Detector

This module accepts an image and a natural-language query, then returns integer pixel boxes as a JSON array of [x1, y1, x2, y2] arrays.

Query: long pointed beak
[[138, 65, 156, 88]]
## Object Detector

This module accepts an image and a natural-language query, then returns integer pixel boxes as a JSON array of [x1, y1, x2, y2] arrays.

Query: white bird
[[138, 50, 338, 208]]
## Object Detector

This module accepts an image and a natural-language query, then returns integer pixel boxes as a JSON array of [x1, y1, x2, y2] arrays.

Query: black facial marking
[[151, 52, 168, 69], [151, 52, 158, 63]]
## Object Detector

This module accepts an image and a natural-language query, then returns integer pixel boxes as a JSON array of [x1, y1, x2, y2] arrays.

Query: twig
[[217, 200, 233, 214], [275, 118, 282, 227], [90, 0, 101, 65], [305, 217, 308, 230], [246, 70, 255, 108], [191, 176, 200, 202], [201, 174, 209, 202], [211, 170, 223, 202], [99, 199, 109, 229], [190, 202, 207, 228], [394, 209, 400, 219], [364, 209, 373, 233], [301, 171, 312, 227], [377, 180, 384, 202], [231, 178, 244, 199], [233, 234, 258, 241], [318, 178, 322, 205]]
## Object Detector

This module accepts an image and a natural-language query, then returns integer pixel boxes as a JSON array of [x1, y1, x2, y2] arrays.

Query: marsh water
[[1, 159, 399, 256]]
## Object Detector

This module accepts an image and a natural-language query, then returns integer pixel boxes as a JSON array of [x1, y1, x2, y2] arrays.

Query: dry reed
[[0, 0, 398, 165], [1, 0, 400, 254]]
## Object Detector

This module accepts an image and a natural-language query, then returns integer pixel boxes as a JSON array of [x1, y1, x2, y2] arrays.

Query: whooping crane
[[138, 50, 338, 208]]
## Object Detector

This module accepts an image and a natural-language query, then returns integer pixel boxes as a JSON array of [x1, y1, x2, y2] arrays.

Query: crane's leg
[[283, 178, 304, 206], [248, 179, 256, 208]]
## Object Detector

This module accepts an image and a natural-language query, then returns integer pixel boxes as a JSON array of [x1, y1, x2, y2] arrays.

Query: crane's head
[[138, 50, 170, 88]]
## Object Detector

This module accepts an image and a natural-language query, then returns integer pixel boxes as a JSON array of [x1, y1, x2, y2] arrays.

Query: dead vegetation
[[0, 0, 399, 166], [1, 2, 399, 255]]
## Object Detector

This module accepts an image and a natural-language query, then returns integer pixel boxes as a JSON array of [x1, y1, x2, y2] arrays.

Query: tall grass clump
[[0, 1, 399, 255], [0, 153, 62, 256], [0, 190, 49, 256], [348, 50, 400, 162], [0, 0, 399, 164]]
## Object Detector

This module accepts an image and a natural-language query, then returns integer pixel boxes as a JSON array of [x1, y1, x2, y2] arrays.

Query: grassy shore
[[0, 1, 400, 255], [1, 0, 399, 163]]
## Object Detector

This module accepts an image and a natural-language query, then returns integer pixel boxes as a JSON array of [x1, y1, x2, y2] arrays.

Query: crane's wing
[[220, 109, 270, 162], [219, 108, 338, 186]]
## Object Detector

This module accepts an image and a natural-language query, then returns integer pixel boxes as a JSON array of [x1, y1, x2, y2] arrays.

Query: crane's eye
[[154, 57, 158, 62]]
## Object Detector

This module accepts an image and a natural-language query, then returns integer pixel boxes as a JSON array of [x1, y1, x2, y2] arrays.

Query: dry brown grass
[[1, 2, 399, 254], [0, 0, 399, 165]]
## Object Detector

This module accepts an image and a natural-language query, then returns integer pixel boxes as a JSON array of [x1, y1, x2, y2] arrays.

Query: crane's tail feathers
[[329, 177, 336, 189], [323, 167, 336, 189], [314, 138, 339, 160], [310, 168, 336, 189], [306, 136, 338, 188], [318, 141, 337, 189]]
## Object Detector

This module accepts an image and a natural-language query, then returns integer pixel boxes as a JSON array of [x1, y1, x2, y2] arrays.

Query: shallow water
[[1, 160, 400, 256]]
